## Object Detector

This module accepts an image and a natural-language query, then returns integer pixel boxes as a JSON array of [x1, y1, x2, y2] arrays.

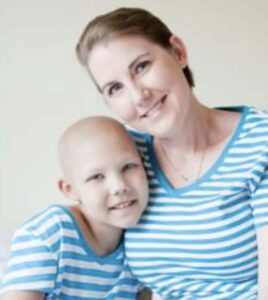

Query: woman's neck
[[153, 102, 241, 187], [155, 100, 211, 157]]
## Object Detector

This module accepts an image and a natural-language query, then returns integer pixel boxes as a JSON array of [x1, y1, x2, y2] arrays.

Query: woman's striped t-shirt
[[125, 106, 268, 300], [1, 205, 140, 299]]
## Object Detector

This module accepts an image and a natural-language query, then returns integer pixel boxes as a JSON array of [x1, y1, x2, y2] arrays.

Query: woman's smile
[[88, 35, 191, 137], [140, 95, 167, 119]]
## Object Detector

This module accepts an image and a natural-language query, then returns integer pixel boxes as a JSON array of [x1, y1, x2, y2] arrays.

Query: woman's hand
[[1, 291, 44, 300], [137, 287, 152, 300], [256, 225, 268, 300], [137, 288, 164, 300]]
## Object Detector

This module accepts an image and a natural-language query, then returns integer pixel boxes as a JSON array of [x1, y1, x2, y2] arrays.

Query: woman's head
[[76, 7, 194, 87]]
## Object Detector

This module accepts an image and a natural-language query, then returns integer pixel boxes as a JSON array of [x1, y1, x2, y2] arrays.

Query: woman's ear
[[58, 179, 79, 201], [169, 35, 188, 68]]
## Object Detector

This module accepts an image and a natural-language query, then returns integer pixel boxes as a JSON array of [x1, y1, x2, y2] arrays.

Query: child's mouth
[[110, 199, 137, 210]]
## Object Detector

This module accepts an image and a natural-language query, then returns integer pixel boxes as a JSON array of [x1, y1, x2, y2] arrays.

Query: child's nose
[[113, 185, 129, 196], [110, 177, 130, 196]]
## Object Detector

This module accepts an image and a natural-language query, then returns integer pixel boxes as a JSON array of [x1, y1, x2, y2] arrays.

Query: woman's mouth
[[141, 95, 167, 119]]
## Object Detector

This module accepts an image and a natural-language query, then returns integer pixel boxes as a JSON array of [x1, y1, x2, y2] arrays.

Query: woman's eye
[[135, 61, 150, 74], [107, 83, 122, 97]]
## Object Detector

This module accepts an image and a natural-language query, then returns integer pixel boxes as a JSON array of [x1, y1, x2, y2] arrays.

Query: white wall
[[1, 0, 268, 244]]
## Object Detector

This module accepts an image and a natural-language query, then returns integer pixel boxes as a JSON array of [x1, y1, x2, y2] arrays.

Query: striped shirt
[[125, 106, 268, 300], [1, 205, 140, 299]]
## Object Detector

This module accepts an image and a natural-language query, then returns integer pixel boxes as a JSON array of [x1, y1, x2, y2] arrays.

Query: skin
[[87, 34, 268, 299], [88, 35, 192, 140], [1, 292, 44, 300], [58, 117, 148, 255], [256, 226, 268, 300], [2, 117, 150, 300], [88, 34, 240, 184]]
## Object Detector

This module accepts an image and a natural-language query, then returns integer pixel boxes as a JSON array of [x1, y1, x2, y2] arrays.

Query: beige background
[[1, 0, 268, 245]]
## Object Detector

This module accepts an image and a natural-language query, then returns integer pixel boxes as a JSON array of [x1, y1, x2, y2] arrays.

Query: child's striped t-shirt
[[1, 205, 140, 299]]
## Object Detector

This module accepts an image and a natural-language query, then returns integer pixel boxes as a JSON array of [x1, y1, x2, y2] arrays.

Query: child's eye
[[135, 61, 150, 74], [86, 173, 104, 182], [122, 162, 139, 172], [107, 83, 122, 97]]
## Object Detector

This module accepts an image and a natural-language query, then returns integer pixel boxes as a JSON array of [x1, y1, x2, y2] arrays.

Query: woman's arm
[[256, 225, 268, 300], [1, 291, 44, 300], [137, 287, 152, 300]]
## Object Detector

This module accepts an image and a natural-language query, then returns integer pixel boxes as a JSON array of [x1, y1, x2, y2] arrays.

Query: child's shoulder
[[13, 205, 75, 244], [22, 205, 70, 228]]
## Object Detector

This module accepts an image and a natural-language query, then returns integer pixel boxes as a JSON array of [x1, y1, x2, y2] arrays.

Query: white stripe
[[2, 266, 57, 283]]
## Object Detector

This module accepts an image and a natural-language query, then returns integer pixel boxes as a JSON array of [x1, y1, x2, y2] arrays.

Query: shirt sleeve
[[0, 226, 58, 294], [249, 157, 268, 229]]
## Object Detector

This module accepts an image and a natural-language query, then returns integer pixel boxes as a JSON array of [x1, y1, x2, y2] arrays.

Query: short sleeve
[[250, 166, 268, 229], [0, 227, 58, 294]]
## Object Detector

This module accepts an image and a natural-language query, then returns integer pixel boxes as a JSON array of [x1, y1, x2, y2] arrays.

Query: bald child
[[1, 116, 150, 300]]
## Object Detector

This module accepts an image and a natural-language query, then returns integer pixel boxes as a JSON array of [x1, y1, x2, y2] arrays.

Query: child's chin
[[119, 218, 139, 229]]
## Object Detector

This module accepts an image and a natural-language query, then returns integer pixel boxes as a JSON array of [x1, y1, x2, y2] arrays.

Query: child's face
[[67, 128, 148, 230]]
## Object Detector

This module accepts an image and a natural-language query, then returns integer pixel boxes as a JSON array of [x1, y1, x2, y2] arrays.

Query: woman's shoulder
[[126, 125, 149, 139], [245, 105, 268, 122], [125, 125, 151, 151], [217, 105, 268, 138], [232, 106, 268, 158], [240, 106, 268, 137]]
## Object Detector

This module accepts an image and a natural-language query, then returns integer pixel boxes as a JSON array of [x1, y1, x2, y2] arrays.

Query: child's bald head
[[58, 115, 148, 229], [58, 116, 137, 182]]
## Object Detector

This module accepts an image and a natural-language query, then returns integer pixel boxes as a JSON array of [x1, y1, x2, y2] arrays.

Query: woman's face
[[88, 35, 192, 138]]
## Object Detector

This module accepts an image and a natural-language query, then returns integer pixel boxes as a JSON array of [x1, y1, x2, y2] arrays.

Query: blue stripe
[[125, 106, 268, 299], [1, 205, 139, 299]]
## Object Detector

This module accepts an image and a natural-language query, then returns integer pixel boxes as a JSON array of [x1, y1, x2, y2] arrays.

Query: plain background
[[1, 0, 268, 246]]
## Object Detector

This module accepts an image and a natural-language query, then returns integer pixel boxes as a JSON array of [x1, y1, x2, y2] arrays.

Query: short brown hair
[[76, 7, 194, 87]]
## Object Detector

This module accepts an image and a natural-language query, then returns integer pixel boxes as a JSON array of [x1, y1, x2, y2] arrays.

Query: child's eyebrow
[[84, 171, 101, 182], [83, 167, 102, 180]]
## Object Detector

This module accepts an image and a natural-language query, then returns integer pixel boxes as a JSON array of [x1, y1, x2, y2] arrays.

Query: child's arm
[[1, 227, 58, 298], [1, 291, 44, 300]]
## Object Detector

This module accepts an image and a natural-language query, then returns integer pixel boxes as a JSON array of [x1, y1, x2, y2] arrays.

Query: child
[[1, 116, 149, 299]]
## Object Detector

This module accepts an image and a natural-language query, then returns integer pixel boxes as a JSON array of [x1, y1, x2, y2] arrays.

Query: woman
[[76, 7, 268, 299]]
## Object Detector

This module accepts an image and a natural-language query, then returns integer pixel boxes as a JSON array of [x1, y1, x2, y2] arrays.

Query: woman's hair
[[76, 7, 194, 87]]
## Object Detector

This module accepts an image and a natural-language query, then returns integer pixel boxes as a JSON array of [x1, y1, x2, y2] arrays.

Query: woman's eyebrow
[[128, 53, 149, 70], [100, 53, 150, 92]]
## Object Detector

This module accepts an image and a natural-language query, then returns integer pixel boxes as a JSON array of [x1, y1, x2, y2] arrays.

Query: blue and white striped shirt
[[1, 205, 140, 299], [125, 106, 268, 300]]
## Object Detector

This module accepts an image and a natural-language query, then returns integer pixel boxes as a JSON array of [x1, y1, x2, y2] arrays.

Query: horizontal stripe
[[126, 106, 268, 299], [1, 205, 140, 299]]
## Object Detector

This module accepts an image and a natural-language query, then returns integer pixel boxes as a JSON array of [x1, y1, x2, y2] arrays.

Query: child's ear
[[58, 179, 79, 201]]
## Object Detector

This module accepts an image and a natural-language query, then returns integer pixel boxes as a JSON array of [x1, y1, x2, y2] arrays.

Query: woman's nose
[[130, 83, 152, 105]]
